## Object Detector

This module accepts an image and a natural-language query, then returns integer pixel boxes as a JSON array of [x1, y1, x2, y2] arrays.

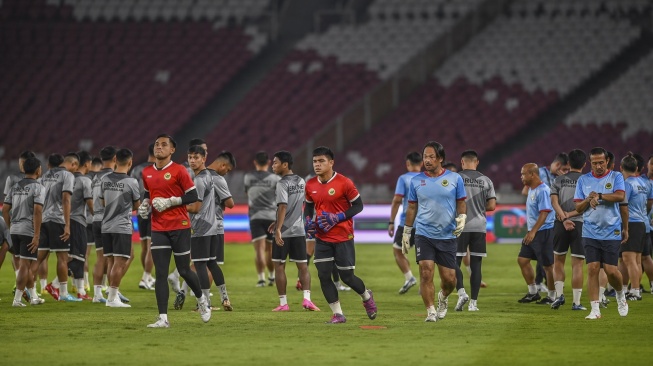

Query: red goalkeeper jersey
[[142, 161, 195, 232], [305, 172, 360, 243]]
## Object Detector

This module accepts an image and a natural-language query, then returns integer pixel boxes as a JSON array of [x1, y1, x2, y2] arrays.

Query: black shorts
[[392, 225, 415, 250], [643, 233, 652, 257], [102, 233, 132, 258], [211, 234, 225, 264], [314, 238, 356, 270], [620, 222, 646, 253], [191, 236, 211, 262], [86, 224, 95, 245], [583, 238, 620, 266], [456, 232, 487, 257], [69, 221, 88, 262], [518, 228, 554, 267], [415, 235, 457, 269], [553, 221, 584, 258], [11, 234, 37, 261], [151, 229, 191, 256], [92, 221, 104, 251], [250, 219, 274, 242], [39, 221, 70, 252], [272, 236, 308, 263], [137, 215, 151, 240]]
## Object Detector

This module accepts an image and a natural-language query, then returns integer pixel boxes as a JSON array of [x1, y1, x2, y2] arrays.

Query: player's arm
[[551, 194, 566, 221], [274, 203, 287, 246], [61, 191, 72, 241], [2, 203, 11, 231], [521, 185, 529, 196], [389, 194, 402, 237], [85, 198, 94, 216], [619, 203, 629, 244], [221, 197, 235, 209], [456, 198, 466, 216], [30, 203, 43, 253], [485, 197, 496, 212], [575, 192, 595, 214], [404, 201, 417, 228], [647, 198, 652, 216], [344, 196, 363, 219], [186, 200, 202, 213], [601, 190, 625, 202], [523, 210, 550, 245]]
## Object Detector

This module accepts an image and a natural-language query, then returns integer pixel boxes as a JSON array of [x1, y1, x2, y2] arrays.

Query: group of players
[[2, 135, 651, 324]]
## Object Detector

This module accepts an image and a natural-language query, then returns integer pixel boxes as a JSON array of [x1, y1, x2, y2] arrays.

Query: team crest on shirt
[[530, 193, 536, 202], [164, 172, 172, 180], [614, 229, 620, 236], [441, 179, 449, 187], [182, 220, 188, 226], [605, 182, 612, 190], [328, 188, 336, 195]]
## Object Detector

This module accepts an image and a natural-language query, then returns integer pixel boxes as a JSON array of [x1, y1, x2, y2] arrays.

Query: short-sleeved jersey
[[130, 161, 152, 200], [210, 169, 232, 235], [0, 219, 11, 248], [539, 166, 554, 187], [71, 172, 93, 226], [41, 167, 75, 224], [92, 168, 114, 222], [276, 174, 305, 238], [3, 178, 45, 236], [243, 171, 280, 221], [393, 171, 420, 226], [645, 177, 653, 233], [550, 171, 583, 223], [142, 161, 195, 232], [100, 172, 140, 234], [190, 169, 218, 238], [458, 169, 495, 233], [305, 172, 360, 243], [85, 171, 97, 225], [4, 173, 23, 198], [574, 170, 626, 240], [526, 183, 554, 231], [407, 170, 466, 240], [624, 175, 649, 223]]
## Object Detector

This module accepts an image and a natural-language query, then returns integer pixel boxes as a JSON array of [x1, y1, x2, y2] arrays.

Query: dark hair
[[406, 152, 422, 165], [273, 150, 293, 169], [589, 147, 607, 160], [442, 162, 457, 170], [116, 148, 133, 165], [76, 151, 92, 166], [568, 149, 587, 170], [188, 145, 206, 157], [553, 152, 569, 165], [99, 146, 117, 161], [423, 141, 445, 160], [254, 151, 268, 166], [156, 133, 176, 148], [606, 151, 615, 168], [22, 157, 41, 175], [460, 150, 478, 160], [189, 138, 205, 148], [64, 152, 80, 163], [218, 151, 236, 169], [92, 157, 103, 166], [621, 152, 637, 173], [48, 153, 64, 167], [633, 153, 644, 173], [19, 150, 35, 160], [312, 146, 334, 160], [148, 143, 155, 157]]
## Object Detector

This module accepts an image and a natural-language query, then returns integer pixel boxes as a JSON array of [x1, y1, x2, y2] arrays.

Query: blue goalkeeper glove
[[317, 211, 345, 232], [305, 216, 316, 239]]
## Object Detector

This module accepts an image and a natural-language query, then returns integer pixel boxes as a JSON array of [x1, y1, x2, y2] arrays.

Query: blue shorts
[[415, 235, 457, 269], [583, 238, 620, 266]]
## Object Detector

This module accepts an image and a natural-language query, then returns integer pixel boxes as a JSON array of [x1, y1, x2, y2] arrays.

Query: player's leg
[[92, 222, 106, 302], [466, 233, 486, 310], [454, 233, 468, 306], [289, 236, 317, 310], [209, 233, 230, 310], [69, 221, 89, 299], [601, 239, 628, 316], [415, 235, 438, 321], [171, 229, 204, 305], [149, 231, 173, 327], [296, 238, 316, 291], [434, 238, 457, 317], [190, 236, 211, 308], [106, 234, 132, 308], [551, 221, 568, 306], [252, 236, 267, 286], [394, 226, 416, 294], [517, 237, 540, 302], [314, 239, 344, 322], [138, 215, 154, 289], [84, 224, 94, 293], [51, 222, 76, 301], [536, 229, 556, 303], [271, 237, 289, 311]]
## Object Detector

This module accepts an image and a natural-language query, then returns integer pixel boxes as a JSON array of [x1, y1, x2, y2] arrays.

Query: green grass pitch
[[1, 243, 651, 366]]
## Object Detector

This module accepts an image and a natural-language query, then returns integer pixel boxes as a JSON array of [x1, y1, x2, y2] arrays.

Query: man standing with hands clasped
[[402, 141, 467, 323]]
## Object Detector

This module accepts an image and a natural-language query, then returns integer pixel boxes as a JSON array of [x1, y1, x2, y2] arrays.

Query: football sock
[[303, 290, 311, 301], [572, 288, 582, 305], [527, 284, 537, 295], [554, 281, 564, 298], [279, 295, 287, 306], [361, 289, 371, 301], [404, 271, 414, 282], [427, 305, 436, 314], [59, 281, 68, 297], [258, 272, 265, 281], [328, 301, 343, 315], [218, 284, 228, 301], [14, 289, 23, 303]]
